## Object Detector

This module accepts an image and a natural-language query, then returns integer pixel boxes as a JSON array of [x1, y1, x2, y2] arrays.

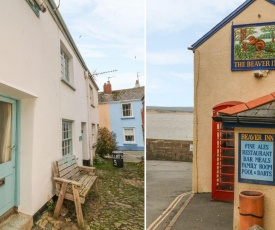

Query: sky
[[146, 0, 246, 106], [55, 0, 247, 107], [54, 0, 145, 91]]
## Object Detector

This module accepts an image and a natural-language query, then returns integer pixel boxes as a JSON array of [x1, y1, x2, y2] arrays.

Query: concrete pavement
[[146, 160, 192, 229], [146, 160, 233, 230], [123, 150, 144, 163], [172, 193, 233, 230]]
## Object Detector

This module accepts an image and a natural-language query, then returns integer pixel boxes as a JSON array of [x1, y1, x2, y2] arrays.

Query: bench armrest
[[79, 166, 95, 172], [53, 177, 82, 187]]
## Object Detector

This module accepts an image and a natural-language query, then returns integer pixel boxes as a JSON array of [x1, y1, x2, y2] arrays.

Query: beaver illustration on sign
[[244, 35, 275, 52]]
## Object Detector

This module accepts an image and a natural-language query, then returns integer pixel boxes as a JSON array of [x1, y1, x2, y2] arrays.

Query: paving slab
[[146, 160, 233, 230], [123, 151, 144, 162], [0, 213, 33, 230], [172, 193, 233, 230], [146, 160, 192, 229]]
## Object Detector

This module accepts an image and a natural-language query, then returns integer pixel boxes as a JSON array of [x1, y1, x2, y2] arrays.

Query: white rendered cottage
[[0, 0, 99, 223]]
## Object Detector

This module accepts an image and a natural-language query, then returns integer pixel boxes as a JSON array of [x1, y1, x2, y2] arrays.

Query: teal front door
[[0, 96, 16, 216]]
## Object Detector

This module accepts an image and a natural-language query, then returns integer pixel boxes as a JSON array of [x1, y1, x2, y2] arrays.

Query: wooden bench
[[53, 155, 98, 229]]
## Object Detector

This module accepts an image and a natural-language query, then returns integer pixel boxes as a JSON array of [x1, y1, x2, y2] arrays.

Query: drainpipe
[[85, 71, 93, 166]]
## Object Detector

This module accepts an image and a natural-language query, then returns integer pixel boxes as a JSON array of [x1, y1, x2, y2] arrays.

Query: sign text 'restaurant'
[[239, 133, 274, 184]]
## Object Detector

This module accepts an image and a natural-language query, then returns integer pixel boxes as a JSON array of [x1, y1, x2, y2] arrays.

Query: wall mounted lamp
[[254, 70, 270, 78]]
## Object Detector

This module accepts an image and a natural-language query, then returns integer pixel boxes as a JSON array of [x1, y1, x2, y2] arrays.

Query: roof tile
[[98, 86, 144, 103], [218, 103, 248, 115], [246, 94, 275, 109], [271, 92, 275, 98]]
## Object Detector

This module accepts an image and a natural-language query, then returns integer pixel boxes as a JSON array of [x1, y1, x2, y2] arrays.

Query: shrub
[[96, 127, 118, 158]]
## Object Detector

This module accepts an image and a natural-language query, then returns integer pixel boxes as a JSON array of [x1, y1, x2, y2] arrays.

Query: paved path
[[146, 160, 192, 229], [123, 151, 144, 163], [146, 160, 233, 230], [172, 193, 233, 230]]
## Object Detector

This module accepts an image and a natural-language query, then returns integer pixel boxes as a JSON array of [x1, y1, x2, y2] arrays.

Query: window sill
[[121, 116, 135, 120], [123, 143, 137, 145], [61, 79, 76, 91]]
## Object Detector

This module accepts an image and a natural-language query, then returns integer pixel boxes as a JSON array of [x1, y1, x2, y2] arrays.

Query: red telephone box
[[212, 101, 242, 202]]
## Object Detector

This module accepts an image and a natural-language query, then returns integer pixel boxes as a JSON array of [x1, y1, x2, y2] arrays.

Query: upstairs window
[[26, 0, 40, 17], [90, 85, 94, 106], [122, 103, 133, 117], [61, 49, 70, 82], [60, 42, 75, 90]]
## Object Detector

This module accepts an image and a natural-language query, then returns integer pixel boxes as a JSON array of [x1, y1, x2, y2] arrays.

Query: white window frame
[[121, 103, 133, 117], [60, 42, 75, 90], [62, 121, 73, 156], [91, 123, 95, 142], [123, 128, 135, 143], [61, 49, 70, 82], [89, 85, 94, 106]]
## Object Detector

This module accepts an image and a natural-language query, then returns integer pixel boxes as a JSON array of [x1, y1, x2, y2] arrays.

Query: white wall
[[0, 0, 95, 215]]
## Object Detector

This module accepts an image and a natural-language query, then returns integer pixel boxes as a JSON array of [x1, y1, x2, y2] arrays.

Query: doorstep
[[0, 213, 33, 230]]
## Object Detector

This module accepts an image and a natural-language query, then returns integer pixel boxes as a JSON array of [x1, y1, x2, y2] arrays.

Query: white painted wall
[[89, 81, 99, 161], [0, 0, 97, 215]]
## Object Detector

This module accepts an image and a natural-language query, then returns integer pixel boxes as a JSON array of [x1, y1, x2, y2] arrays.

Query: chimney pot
[[135, 79, 140, 88]]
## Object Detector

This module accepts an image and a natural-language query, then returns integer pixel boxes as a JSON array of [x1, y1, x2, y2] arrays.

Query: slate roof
[[213, 92, 275, 124], [98, 86, 144, 104], [190, 0, 275, 50]]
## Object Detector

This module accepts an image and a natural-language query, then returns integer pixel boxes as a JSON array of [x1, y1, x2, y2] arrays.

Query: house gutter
[[46, 0, 99, 90]]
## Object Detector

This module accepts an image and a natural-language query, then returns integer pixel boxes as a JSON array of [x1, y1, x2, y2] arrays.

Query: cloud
[[147, 71, 193, 94], [147, 0, 246, 33], [146, 71, 194, 106], [147, 50, 192, 65], [56, 0, 144, 61]]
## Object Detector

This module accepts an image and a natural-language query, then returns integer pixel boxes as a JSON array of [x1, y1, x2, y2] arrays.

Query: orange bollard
[[239, 191, 264, 230]]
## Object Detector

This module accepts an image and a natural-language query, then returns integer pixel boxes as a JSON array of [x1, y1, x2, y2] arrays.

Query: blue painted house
[[98, 80, 144, 151]]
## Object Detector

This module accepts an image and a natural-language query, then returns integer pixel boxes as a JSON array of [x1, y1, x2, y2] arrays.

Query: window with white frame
[[91, 123, 95, 142], [26, 0, 40, 17], [124, 128, 135, 143], [61, 49, 70, 82], [62, 121, 72, 156], [122, 103, 133, 117], [90, 85, 94, 106]]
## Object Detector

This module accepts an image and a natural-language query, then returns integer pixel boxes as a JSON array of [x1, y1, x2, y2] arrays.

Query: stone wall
[[146, 139, 193, 162]]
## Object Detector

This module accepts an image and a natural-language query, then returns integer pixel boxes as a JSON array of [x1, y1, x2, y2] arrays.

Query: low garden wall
[[146, 139, 193, 162]]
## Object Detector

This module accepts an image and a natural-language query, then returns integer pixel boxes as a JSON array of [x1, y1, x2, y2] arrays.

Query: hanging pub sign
[[232, 22, 275, 71], [239, 133, 275, 185]]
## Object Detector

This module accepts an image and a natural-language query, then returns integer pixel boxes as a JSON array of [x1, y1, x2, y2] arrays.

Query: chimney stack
[[103, 81, 112, 94], [135, 79, 140, 88]]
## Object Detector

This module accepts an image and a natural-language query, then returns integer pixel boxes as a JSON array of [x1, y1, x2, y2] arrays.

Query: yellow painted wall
[[193, 0, 275, 193], [98, 104, 111, 130], [233, 127, 275, 230]]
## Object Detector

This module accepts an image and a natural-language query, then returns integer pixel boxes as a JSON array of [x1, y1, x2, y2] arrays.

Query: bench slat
[[59, 164, 79, 178], [63, 167, 80, 180], [80, 176, 97, 197], [58, 158, 77, 170], [53, 154, 98, 228], [57, 155, 76, 166]]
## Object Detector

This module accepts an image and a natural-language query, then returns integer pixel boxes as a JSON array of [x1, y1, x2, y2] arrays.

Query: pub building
[[189, 0, 275, 228]]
